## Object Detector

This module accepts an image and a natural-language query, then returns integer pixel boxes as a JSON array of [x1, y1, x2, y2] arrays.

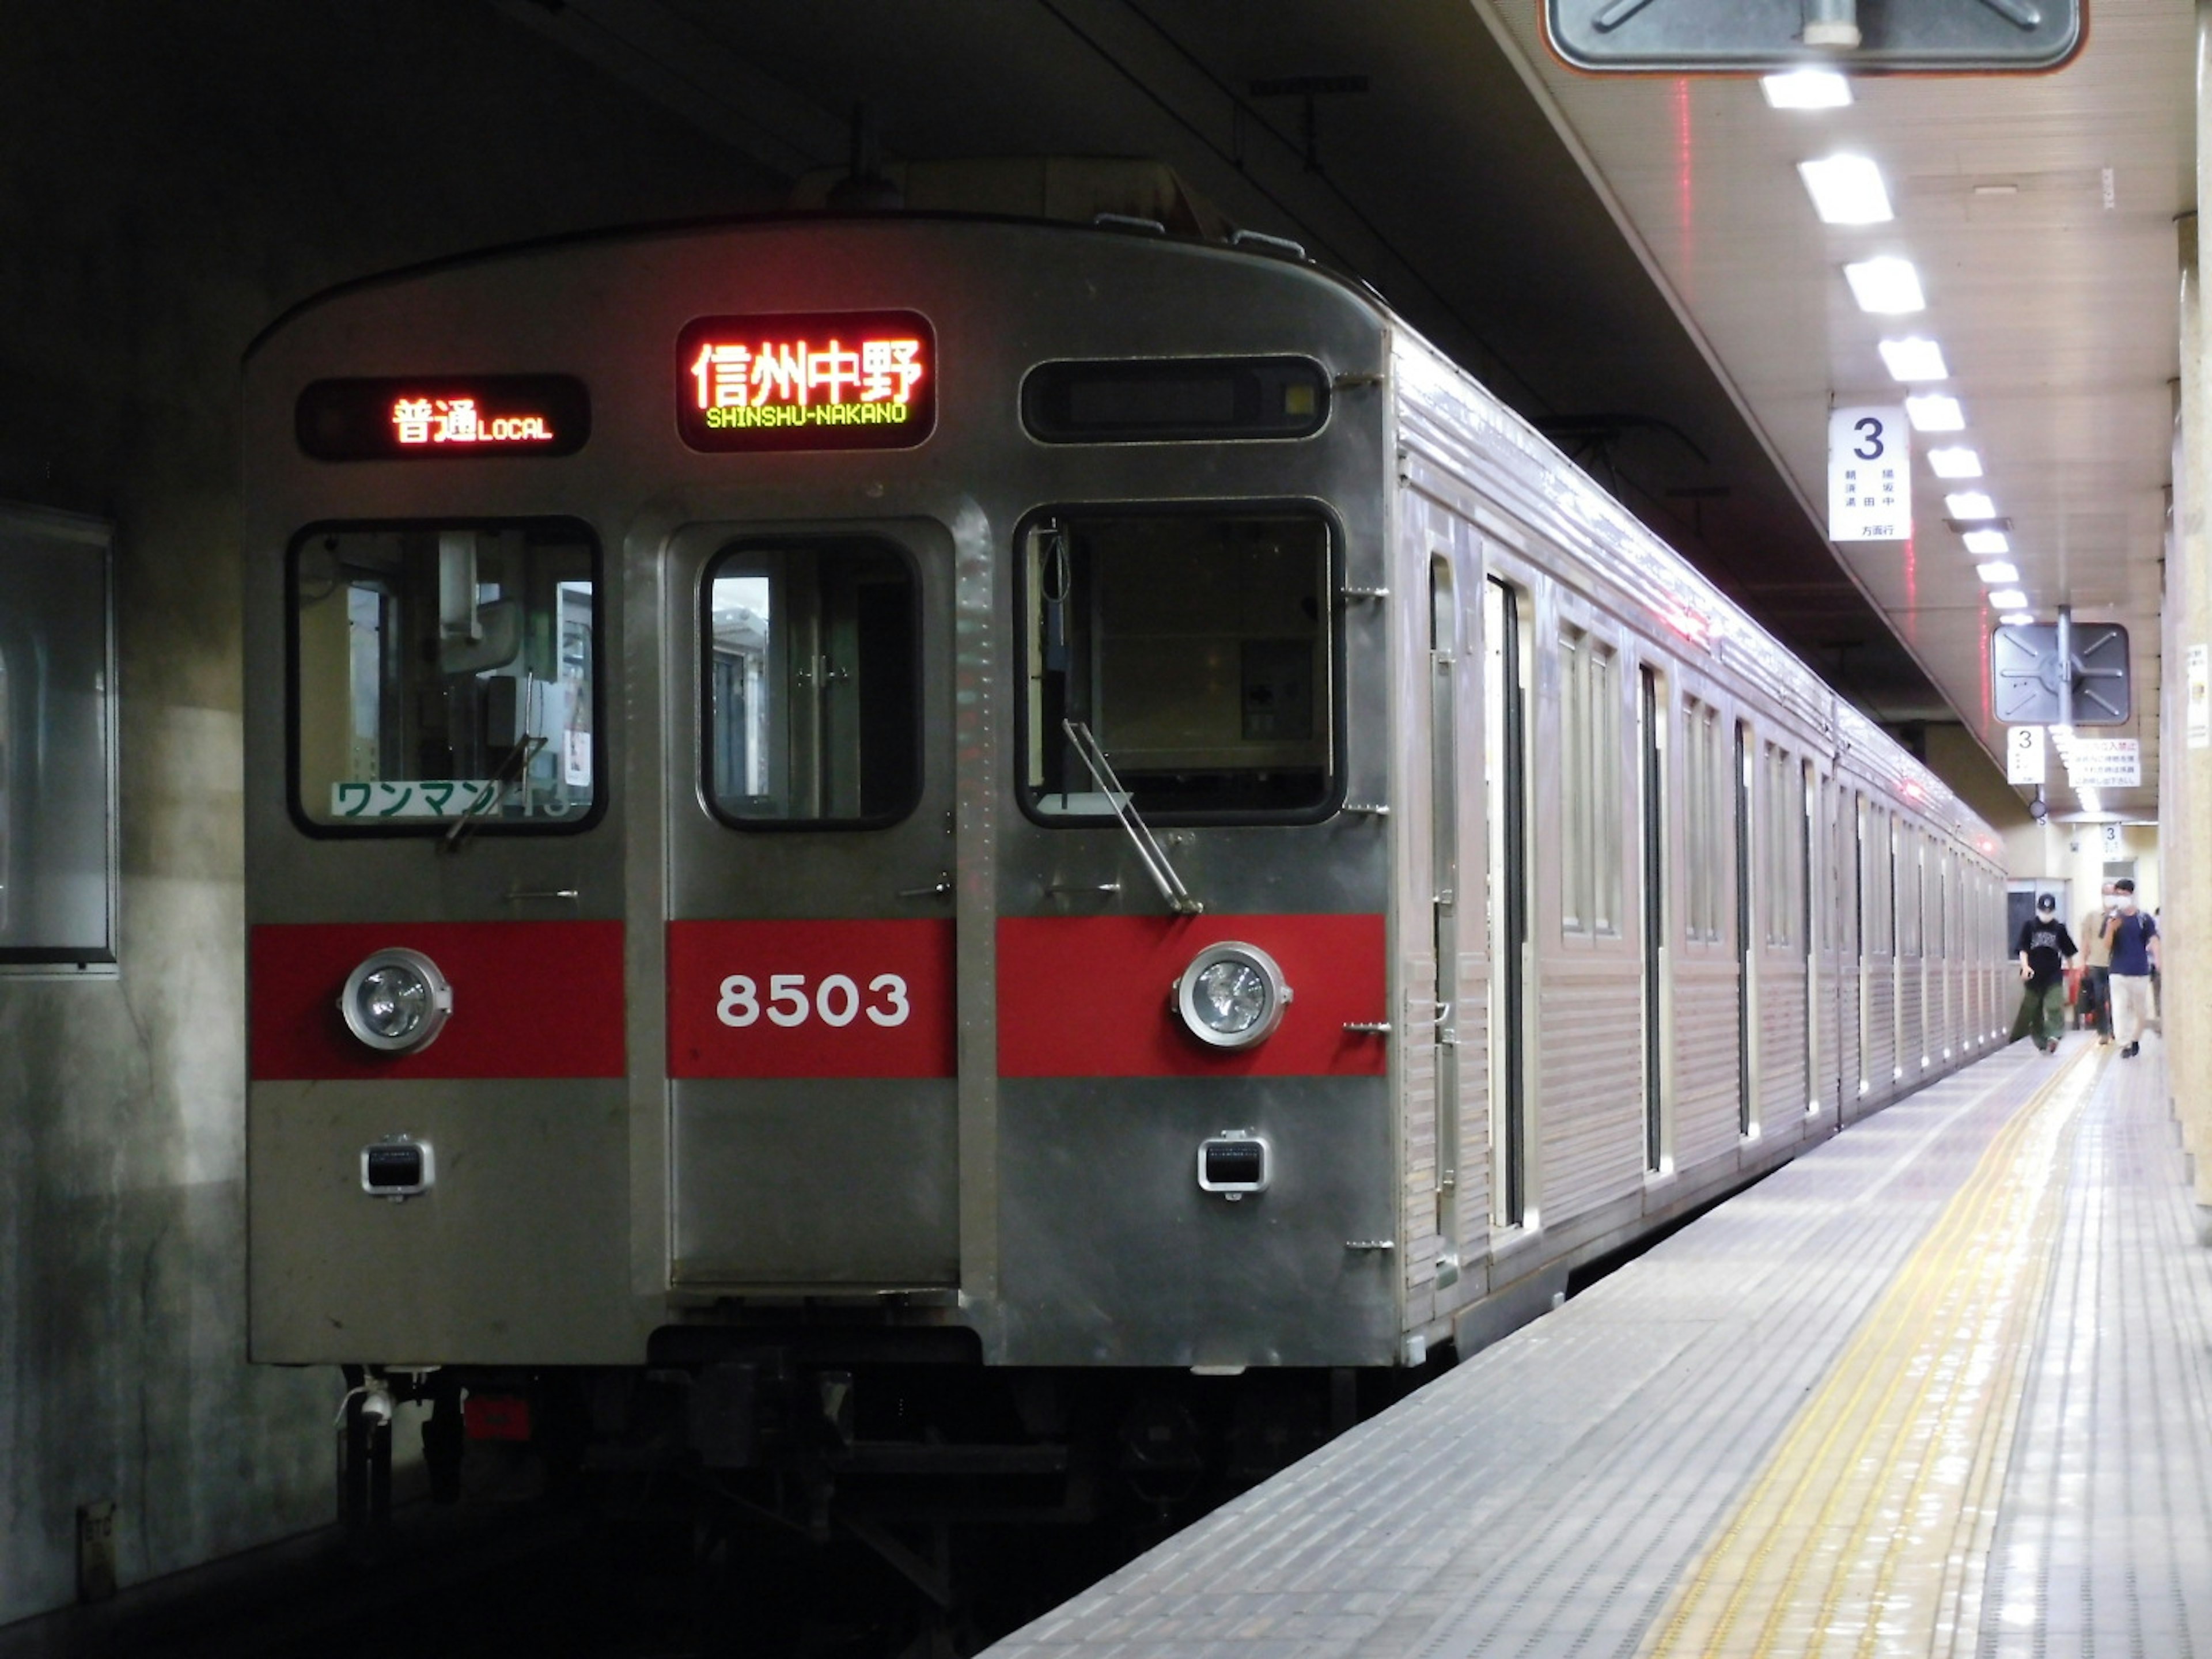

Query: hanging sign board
[[2188, 643, 2210, 750], [1828, 407, 1910, 541], [2004, 725, 2044, 786], [2059, 736, 2140, 789]]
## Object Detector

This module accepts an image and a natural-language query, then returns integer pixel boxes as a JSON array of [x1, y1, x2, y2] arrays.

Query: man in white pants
[[2102, 878, 2161, 1059]]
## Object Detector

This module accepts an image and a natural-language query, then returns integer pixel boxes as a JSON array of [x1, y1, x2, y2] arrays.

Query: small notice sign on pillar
[[1828, 407, 1910, 541], [2188, 642, 2210, 750], [2005, 725, 2045, 786]]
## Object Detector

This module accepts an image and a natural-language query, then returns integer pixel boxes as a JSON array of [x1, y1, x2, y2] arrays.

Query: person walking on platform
[[2078, 883, 2117, 1041], [2011, 893, 2076, 1054], [2103, 878, 2160, 1058]]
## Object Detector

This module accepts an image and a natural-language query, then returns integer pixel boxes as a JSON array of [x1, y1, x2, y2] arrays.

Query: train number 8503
[[715, 973, 912, 1029]]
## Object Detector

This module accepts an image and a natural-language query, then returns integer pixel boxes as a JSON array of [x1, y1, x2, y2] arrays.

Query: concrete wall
[[0, 3, 775, 1623]]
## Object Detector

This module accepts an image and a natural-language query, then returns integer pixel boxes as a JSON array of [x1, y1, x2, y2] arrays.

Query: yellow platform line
[[1640, 1047, 2100, 1659]]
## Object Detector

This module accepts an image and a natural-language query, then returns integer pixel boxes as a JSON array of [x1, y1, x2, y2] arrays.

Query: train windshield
[[291, 522, 597, 829], [1022, 510, 1333, 821], [704, 539, 919, 826]]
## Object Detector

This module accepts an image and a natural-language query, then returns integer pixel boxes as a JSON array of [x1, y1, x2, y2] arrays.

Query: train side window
[[1019, 510, 1334, 822], [291, 521, 598, 832], [1558, 624, 1619, 938], [704, 540, 919, 827], [1680, 695, 1722, 944]]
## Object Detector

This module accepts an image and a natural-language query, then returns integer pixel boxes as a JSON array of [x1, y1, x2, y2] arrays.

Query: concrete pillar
[[2172, 36, 2212, 1223]]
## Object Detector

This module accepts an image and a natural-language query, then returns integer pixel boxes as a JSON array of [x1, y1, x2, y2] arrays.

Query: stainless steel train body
[[242, 213, 2008, 1469]]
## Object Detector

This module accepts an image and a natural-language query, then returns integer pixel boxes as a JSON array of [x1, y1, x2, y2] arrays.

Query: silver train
[[242, 194, 2008, 1538]]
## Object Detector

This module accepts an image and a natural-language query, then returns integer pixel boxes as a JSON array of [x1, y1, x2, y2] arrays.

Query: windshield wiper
[[1061, 720, 1202, 915], [440, 736, 546, 852]]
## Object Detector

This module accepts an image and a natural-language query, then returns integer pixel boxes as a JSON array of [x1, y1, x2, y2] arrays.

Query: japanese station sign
[[2004, 726, 2044, 787], [2052, 733, 2141, 790], [677, 311, 935, 453], [1827, 407, 1910, 542], [296, 376, 589, 461]]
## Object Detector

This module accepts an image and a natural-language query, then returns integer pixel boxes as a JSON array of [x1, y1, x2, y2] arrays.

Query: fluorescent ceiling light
[[2000, 611, 2034, 625], [1964, 529, 2010, 555], [1762, 70, 1853, 108], [1976, 560, 2019, 584], [1878, 338, 1949, 381], [2079, 788, 2102, 815], [1946, 491, 1996, 518], [1929, 447, 1983, 478], [1798, 155, 1893, 224], [1844, 257, 1925, 313], [1989, 588, 2028, 608], [1907, 394, 1964, 431]]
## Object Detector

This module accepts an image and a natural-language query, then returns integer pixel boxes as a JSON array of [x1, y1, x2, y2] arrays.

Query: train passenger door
[[1484, 577, 1529, 1226], [1734, 719, 1754, 1137], [1430, 558, 1463, 1277], [665, 522, 960, 1289], [1639, 664, 1666, 1172]]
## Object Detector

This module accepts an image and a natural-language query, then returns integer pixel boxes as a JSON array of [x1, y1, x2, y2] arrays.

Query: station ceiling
[[491, 0, 2192, 820]]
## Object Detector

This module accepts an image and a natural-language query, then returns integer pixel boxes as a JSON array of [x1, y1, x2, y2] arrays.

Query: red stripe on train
[[248, 921, 626, 1081], [997, 914, 1388, 1078]]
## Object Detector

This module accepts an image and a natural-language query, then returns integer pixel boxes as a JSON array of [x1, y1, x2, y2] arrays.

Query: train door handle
[[897, 874, 954, 900]]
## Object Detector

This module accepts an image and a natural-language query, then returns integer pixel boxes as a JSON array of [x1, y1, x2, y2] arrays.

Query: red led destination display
[[677, 311, 935, 453], [296, 376, 589, 461]]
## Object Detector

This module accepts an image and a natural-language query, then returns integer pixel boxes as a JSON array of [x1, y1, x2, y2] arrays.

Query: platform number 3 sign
[[1828, 407, 1911, 543]]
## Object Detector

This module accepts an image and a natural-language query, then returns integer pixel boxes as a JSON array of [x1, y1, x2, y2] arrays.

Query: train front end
[[241, 214, 1408, 1523]]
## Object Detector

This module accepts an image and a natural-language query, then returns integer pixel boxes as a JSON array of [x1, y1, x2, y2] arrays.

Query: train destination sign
[[296, 376, 589, 461], [677, 311, 935, 453]]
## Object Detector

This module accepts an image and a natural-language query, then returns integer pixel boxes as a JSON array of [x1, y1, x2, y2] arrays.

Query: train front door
[[664, 521, 961, 1289]]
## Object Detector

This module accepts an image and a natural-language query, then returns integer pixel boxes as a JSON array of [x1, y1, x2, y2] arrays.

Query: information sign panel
[[2004, 726, 2044, 786], [1828, 407, 1910, 542], [2188, 643, 2210, 750], [2056, 737, 2140, 790]]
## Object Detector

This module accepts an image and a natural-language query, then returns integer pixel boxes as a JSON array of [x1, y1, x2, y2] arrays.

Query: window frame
[[1010, 500, 1347, 830], [284, 516, 608, 840], [699, 533, 927, 833]]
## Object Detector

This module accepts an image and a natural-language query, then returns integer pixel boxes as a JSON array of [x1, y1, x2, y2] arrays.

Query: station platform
[[986, 1031, 2212, 1659]]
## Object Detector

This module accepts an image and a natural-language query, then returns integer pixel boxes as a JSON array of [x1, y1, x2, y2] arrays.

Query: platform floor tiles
[[986, 1031, 2212, 1659]]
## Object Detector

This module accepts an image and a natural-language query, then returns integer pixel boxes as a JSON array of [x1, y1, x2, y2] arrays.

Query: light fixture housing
[[339, 948, 455, 1055], [1798, 154, 1893, 224], [1999, 610, 2035, 625], [1844, 257, 1925, 313], [1174, 941, 1292, 1050], [1878, 338, 1949, 381], [1989, 588, 2029, 609], [1964, 529, 2011, 555], [1929, 447, 1984, 478], [1762, 69, 1853, 107], [1976, 560, 2020, 584], [1946, 491, 1997, 518]]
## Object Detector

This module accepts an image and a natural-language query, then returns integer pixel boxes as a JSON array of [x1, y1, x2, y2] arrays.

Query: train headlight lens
[[1175, 942, 1291, 1050], [339, 949, 454, 1054]]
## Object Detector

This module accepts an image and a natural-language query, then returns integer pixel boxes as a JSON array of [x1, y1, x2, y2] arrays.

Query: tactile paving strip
[[983, 1038, 2184, 1659]]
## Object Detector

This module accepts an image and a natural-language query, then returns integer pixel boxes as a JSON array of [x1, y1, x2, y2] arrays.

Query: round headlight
[[1175, 942, 1292, 1050], [339, 948, 454, 1054]]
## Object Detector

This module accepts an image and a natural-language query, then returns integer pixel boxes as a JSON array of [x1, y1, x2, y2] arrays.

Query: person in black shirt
[[2010, 892, 2078, 1054]]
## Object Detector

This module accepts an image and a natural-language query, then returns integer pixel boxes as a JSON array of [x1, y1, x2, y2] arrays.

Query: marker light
[[1798, 155, 1893, 224], [1989, 588, 2029, 609], [1976, 561, 2020, 584], [2000, 611, 2034, 625], [1946, 491, 1996, 518], [1878, 338, 1949, 381], [1762, 70, 1853, 108], [1964, 530, 2010, 555], [1929, 447, 1983, 478], [1174, 942, 1292, 1050], [1844, 257, 1925, 313], [339, 948, 454, 1054], [1906, 395, 1965, 432]]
